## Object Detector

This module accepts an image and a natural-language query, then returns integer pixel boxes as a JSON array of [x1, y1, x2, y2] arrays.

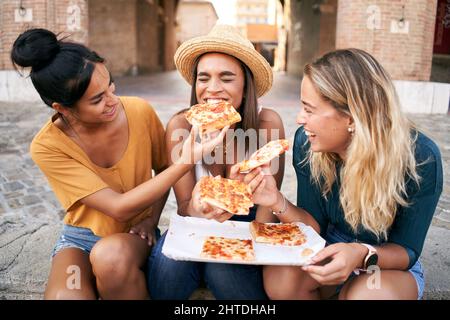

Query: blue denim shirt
[[293, 126, 443, 269]]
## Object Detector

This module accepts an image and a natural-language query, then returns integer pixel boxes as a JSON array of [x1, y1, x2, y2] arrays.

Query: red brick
[[336, 0, 437, 80]]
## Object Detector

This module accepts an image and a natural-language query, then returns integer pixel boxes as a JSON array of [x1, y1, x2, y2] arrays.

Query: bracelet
[[272, 193, 287, 216]]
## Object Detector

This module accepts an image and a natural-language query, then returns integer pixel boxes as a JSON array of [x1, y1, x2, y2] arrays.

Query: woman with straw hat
[[147, 24, 286, 299]]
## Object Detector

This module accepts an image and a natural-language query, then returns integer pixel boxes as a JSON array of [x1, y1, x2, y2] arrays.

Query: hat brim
[[174, 36, 273, 98]]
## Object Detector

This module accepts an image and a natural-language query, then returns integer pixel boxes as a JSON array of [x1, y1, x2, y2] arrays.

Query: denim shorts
[[52, 224, 162, 258], [51, 224, 101, 258], [324, 225, 425, 300]]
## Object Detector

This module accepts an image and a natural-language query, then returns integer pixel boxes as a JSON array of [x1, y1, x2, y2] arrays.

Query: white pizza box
[[162, 213, 326, 266]]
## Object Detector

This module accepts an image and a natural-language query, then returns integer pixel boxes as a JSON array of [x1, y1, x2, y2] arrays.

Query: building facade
[[235, 0, 272, 34], [1, 0, 448, 112], [175, 0, 218, 45], [282, 0, 448, 113], [0, 0, 178, 101]]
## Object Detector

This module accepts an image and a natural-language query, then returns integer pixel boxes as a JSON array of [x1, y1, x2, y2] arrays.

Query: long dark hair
[[11, 28, 104, 108], [189, 53, 259, 133]]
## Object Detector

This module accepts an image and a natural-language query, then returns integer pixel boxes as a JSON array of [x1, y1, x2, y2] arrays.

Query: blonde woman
[[234, 48, 443, 299]]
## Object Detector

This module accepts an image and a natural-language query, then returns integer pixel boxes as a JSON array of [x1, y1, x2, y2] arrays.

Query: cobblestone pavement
[[0, 71, 449, 299]]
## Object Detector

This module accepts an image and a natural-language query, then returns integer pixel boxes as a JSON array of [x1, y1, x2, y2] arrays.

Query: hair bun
[[11, 28, 60, 70]]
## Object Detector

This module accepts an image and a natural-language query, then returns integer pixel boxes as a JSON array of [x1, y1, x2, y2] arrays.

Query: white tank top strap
[[257, 104, 263, 115], [194, 160, 213, 182]]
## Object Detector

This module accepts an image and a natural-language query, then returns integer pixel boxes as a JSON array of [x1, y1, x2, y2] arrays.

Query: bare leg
[[339, 270, 418, 300], [89, 233, 150, 300], [44, 248, 97, 300], [264, 258, 339, 301], [263, 265, 326, 299]]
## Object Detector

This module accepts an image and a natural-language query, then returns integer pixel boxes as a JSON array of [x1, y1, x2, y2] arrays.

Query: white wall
[[0, 71, 40, 102], [394, 80, 450, 114]]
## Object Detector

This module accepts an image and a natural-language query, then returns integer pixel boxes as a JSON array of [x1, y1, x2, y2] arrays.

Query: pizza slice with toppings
[[198, 176, 253, 215], [185, 101, 241, 134], [249, 221, 307, 246], [200, 236, 255, 261], [239, 139, 289, 173]]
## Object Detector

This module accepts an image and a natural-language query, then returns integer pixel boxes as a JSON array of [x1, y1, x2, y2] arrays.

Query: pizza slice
[[185, 101, 241, 134], [239, 139, 289, 173], [249, 221, 307, 246], [200, 236, 255, 261], [198, 176, 253, 215]]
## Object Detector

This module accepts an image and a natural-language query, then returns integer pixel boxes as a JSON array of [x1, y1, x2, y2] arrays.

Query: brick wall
[[163, 0, 177, 71], [88, 0, 138, 76], [86, 0, 178, 75], [176, 2, 218, 44], [137, 0, 161, 73], [0, 0, 88, 70], [336, 0, 438, 81], [286, 0, 321, 76], [318, 0, 337, 57], [1, 0, 178, 76], [285, 0, 337, 76]]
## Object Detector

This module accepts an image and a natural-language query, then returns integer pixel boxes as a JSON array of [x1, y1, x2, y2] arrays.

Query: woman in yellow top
[[11, 28, 227, 300]]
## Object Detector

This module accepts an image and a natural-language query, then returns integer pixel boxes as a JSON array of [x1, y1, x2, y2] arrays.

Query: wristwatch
[[357, 243, 378, 272]]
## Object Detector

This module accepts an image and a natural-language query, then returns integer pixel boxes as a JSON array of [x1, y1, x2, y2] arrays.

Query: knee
[[90, 234, 136, 280], [264, 279, 302, 300], [265, 283, 315, 300], [45, 287, 96, 300], [263, 267, 312, 300], [339, 286, 375, 300], [343, 287, 399, 300], [339, 276, 399, 300], [264, 281, 286, 300], [263, 268, 294, 300]]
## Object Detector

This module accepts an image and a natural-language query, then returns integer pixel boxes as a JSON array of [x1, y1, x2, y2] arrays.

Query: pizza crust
[[249, 219, 261, 241]]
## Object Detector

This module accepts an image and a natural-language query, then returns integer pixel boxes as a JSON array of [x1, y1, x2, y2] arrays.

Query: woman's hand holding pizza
[[230, 163, 279, 208], [190, 179, 234, 222], [179, 125, 229, 165]]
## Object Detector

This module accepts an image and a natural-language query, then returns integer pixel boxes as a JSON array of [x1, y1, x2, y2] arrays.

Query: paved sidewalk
[[0, 71, 449, 299]]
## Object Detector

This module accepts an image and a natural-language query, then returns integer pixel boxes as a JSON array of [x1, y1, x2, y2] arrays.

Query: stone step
[[1, 223, 449, 300]]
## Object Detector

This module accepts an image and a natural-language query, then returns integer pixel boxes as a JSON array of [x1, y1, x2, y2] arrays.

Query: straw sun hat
[[174, 24, 273, 97]]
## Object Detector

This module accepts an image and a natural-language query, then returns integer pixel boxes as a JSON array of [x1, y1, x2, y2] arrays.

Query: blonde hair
[[304, 48, 420, 239]]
